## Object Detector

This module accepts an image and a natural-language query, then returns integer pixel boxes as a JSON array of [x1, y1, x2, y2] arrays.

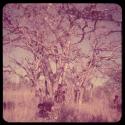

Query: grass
[[3, 86, 38, 122], [3, 84, 121, 122]]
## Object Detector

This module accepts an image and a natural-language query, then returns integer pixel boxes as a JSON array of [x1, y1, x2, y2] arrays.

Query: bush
[[38, 101, 54, 112]]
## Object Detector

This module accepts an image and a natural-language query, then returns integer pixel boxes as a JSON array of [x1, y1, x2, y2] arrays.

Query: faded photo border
[[1, 0, 124, 124]]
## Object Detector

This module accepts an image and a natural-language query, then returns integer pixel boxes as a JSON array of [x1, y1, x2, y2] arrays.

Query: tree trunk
[[45, 80, 49, 96]]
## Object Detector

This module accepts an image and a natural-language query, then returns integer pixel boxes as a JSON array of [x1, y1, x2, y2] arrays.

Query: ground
[[3, 84, 121, 122]]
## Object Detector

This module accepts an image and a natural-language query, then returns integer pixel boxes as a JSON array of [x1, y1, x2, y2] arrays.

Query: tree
[[3, 3, 121, 103]]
